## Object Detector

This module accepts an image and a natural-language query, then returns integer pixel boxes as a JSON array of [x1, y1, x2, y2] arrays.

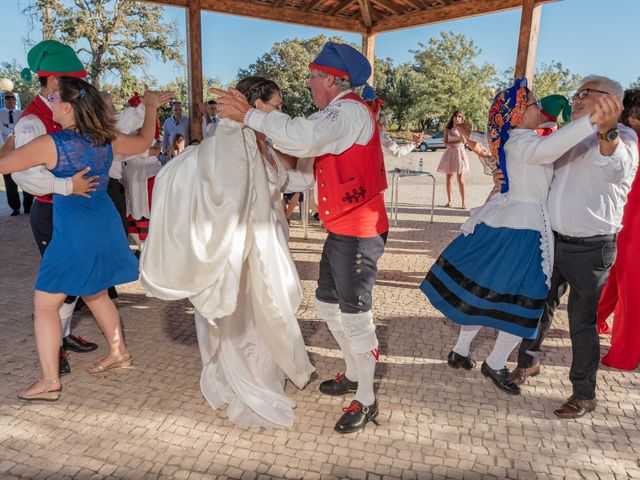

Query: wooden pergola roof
[[142, 0, 553, 138]]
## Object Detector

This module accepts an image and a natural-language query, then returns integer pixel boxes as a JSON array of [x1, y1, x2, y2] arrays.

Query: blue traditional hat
[[487, 77, 529, 194], [309, 42, 371, 87]]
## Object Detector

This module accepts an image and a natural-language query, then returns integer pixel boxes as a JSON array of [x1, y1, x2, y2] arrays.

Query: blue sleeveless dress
[[35, 130, 139, 296]]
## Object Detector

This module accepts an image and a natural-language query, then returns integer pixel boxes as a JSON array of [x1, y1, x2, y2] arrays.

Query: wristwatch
[[598, 127, 619, 142]]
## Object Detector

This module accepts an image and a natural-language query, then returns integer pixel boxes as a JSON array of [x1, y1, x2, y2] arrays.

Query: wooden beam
[[186, 0, 203, 140], [402, 0, 425, 10], [514, 0, 542, 86], [371, 0, 554, 33], [361, 32, 376, 83], [140, 0, 188, 7], [200, 0, 366, 32], [358, 0, 373, 27], [329, 0, 355, 15], [273, 0, 288, 6], [371, 0, 403, 15], [303, 0, 327, 11]]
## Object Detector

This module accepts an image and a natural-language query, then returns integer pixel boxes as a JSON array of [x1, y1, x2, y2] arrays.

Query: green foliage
[[498, 62, 582, 99], [237, 35, 355, 117], [408, 32, 497, 131], [22, 0, 184, 89], [374, 58, 419, 131], [630, 77, 640, 89], [0, 60, 41, 105]]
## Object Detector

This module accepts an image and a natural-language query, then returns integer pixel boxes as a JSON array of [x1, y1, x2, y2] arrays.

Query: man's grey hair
[[580, 75, 624, 100], [317, 71, 353, 92]]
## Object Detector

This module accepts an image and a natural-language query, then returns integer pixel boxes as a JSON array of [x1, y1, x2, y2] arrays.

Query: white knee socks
[[486, 331, 522, 370], [315, 299, 358, 382], [341, 310, 378, 406], [58, 299, 77, 346], [453, 325, 481, 357]]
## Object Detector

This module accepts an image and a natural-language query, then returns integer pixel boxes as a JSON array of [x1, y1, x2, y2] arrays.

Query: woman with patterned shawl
[[420, 79, 605, 395]]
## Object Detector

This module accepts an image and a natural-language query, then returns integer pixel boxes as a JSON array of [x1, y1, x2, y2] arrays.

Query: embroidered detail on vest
[[343, 186, 366, 203]]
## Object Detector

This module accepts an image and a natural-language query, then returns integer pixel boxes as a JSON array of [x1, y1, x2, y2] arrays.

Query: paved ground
[[0, 151, 639, 480]]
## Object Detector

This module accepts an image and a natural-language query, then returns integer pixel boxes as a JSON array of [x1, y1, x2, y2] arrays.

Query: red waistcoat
[[19, 95, 62, 203], [314, 92, 389, 237]]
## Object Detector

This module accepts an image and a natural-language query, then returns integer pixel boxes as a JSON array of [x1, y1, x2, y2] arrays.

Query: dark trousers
[[3, 174, 33, 213], [107, 177, 127, 235], [517, 235, 616, 400], [315, 232, 387, 314]]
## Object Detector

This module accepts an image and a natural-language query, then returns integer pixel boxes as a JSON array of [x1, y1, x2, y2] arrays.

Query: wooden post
[[514, 0, 542, 87], [361, 33, 376, 84], [186, 0, 203, 140]]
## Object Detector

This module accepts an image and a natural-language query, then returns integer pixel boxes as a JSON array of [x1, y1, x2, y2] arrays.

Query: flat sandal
[[87, 351, 132, 374], [17, 378, 62, 402]]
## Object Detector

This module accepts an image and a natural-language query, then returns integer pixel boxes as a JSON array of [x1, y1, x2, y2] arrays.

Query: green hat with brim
[[20, 40, 86, 82], [540, 94, 571, 123]]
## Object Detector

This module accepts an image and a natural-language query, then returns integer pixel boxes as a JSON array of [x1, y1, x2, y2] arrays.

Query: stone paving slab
[[1, 151, 639, 479]]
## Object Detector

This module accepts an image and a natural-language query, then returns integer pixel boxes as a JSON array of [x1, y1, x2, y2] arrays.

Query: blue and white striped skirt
[[420, 223, 548, 339]]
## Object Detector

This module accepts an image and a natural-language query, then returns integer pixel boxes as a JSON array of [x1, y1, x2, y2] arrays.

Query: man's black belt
[[554, 231, 617, 244]]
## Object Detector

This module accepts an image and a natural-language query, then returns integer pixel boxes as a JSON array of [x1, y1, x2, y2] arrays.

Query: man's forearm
[[599, 137, 619, 157], [12, 167, 70, 196]]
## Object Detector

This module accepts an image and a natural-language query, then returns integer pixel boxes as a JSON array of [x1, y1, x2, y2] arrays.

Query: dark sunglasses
[[4, 96, 15, 100]]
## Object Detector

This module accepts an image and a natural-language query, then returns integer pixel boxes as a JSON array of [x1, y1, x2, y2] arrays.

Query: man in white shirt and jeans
[[1, 90, 30, 215], [509, 75, 638, 419]]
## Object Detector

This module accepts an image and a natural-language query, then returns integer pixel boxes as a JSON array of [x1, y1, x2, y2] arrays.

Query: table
[[388, 168, 436, 226]]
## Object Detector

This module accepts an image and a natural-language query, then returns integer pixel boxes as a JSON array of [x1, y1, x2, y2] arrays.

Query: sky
[[1, 0, 638, 89]]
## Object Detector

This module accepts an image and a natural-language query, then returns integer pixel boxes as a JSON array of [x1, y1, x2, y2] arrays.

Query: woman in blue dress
[[0, 77, 172, 401], [420, 78, 608, 395]]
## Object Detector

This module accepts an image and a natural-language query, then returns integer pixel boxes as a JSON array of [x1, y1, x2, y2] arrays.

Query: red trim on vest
[[309, 63, 349, 79], [314, 92, 389, 237], [20, 95, 63, 204], [36, 70, 87, 78]]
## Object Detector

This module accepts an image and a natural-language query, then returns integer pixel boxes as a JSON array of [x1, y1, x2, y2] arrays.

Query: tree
[[237, 35, 354, 117], [630, 77, 640, 89], [498, 62, 581, 99], [409, 32, 497, 131], [21, 0, 184, 89], [0, 60, 41, 105], [374, 59, 419, 131]]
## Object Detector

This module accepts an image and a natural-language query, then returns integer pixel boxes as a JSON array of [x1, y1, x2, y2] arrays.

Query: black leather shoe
[[481, 362, 520, 395], [334, 399, 379, 434], [59, 349, 71, 376], [319, 373, 358, 396], [63, 334, 98, 353], [10, 210, 20, 216], [447, 351, 476, 370]]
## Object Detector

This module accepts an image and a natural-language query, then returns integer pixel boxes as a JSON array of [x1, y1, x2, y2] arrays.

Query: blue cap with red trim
[[309, 42, 371, 87]]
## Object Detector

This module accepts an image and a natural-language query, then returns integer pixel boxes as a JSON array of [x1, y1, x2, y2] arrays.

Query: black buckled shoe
[[59, 349, 71, 376], [334, 399, 379, 434], [63, 334, 98, 353], [447, 351, 476, 370], [481, 361, 520, 395], [319, 373, 358, 396]]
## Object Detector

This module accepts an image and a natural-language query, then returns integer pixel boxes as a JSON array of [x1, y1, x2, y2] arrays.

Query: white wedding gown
[[140, 119, 314, 427]]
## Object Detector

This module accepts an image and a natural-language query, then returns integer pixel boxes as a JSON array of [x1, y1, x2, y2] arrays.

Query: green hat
[[20, 40, 86, 82], [540, 94, 571, 123]]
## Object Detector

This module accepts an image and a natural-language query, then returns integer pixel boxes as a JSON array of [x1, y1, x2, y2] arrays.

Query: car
[[417, 131, 445, 152]]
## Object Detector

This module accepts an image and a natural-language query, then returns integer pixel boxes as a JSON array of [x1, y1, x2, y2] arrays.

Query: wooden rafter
[[402, 0, 425, 10], [371, 0, 403, 15], [274, 0, 288, 6], [371, 0, 553, 33], [329, 0, 356, 15], [200, 0, 365, 32], [303, 0, 327, 11], [357, 0, 373, 27]]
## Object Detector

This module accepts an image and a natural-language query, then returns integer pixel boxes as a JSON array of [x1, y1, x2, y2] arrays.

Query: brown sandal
[[88, 351, 132, 374], [17, 378, 62, 402]]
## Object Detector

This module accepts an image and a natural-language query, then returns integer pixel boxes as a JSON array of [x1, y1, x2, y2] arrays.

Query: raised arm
[[112, 87, 172, 157]]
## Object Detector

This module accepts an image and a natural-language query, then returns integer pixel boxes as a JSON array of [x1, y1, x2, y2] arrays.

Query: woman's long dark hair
[[235, 76, 281, 108], [446, 110, 463, 130], [58, 76, 118, 146]]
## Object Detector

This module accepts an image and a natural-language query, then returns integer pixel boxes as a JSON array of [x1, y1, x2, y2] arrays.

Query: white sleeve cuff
[[53, 177, 71, 196], [244, 108, 268, 133]]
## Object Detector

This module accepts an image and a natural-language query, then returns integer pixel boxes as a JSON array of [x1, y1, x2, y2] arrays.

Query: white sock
[[59, 299, 76, 344], [486, 331, 522, 370], [316, 299, 358, 381], [353, 349, 377, 406], [452, 325, 481, 357], [341, 311, 378, 406]]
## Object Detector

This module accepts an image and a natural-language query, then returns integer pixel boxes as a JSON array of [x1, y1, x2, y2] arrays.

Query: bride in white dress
[[140, 76, 315, 427]]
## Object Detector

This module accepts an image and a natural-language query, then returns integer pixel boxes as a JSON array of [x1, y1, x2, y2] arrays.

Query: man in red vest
[[217, 42, 388, 434], [12, 40, 99, 374]]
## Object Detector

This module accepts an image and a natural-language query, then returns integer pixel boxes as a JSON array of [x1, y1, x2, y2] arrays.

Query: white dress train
[[140, 119, 314, 427]]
